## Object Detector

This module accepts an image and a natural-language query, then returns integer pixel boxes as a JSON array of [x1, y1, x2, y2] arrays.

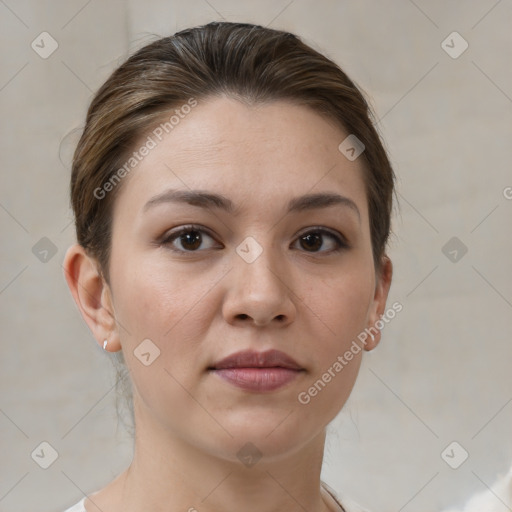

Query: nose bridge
[[235, 234, 287, 297], [224, 234, 296, 325]]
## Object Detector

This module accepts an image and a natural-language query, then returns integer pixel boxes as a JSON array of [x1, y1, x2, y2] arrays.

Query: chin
[[212, 395, 339, 452], [199, 413, 321, 465]]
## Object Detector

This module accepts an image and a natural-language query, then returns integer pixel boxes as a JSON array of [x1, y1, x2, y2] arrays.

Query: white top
[[62, 497, 85, 512], [322, 482, 372, 511], [62, 484, 371, 512]]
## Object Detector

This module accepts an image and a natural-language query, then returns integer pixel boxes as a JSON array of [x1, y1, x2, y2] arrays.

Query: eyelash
[[159, 224, 349, 255]]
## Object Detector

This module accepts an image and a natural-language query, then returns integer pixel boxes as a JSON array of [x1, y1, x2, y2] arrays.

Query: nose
[[222, 242, 297, 328]]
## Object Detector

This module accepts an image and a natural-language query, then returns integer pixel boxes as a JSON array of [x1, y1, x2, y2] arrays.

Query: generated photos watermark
[[93, 97, 198, 200], [297, 301, 403, 405]]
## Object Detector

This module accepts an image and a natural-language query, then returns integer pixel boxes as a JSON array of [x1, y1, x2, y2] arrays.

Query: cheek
[[112, 248, 195, 325], [295, 268, 373, 414], [111, 256, 218, 375], [306, 267, 374, 350], [112, 261, 215, 428]]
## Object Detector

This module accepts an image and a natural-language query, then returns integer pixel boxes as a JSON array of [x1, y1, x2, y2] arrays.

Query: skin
[[64, 96, 392, 512]]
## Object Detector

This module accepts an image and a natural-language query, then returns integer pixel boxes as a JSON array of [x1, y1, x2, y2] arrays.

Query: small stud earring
[[103, 339, 108, 350]]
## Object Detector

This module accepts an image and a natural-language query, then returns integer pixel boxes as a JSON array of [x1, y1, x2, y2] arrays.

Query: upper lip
[[209, 349, 303, 370]]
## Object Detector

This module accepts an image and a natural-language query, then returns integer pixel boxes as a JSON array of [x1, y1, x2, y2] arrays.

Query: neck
[[114, 400, 333, 512]]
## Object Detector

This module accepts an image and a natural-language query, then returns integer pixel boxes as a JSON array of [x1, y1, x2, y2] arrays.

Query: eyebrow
[[143, 188, 360, 221]]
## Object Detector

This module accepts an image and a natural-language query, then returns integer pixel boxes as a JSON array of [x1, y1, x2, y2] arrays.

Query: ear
[[63, 244, 121, 352], [363, 255, 393, 351]]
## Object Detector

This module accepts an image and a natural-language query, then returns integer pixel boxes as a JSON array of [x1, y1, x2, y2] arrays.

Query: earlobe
[[363, 255, 393, 351], [63, 244, 121, 352]]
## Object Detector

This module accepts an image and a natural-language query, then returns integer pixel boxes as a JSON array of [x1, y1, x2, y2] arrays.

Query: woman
[[62, 21, 394, 512]]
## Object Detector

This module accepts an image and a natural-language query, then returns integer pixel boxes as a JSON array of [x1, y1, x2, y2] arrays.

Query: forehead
[[113, 96, 368, 220]]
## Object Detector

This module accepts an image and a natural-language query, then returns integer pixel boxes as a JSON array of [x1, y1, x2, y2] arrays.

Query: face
[[105, 96, 390, 463]]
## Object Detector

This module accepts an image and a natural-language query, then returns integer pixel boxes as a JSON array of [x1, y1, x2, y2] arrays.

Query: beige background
[[1, 1, 511, 511]]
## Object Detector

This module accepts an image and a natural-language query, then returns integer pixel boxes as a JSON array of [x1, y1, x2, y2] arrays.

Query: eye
[[160, 225, 220, 252], [159, 225, 348, 254], [293, 227, 348, 254]]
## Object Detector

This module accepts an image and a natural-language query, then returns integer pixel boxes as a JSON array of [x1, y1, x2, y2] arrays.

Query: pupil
[[182, 231, 201, 250], [302, 233, 321, 251]]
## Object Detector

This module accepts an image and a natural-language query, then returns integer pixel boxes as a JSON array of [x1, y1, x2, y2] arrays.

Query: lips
[[210, 349, 303, 371], [209, 349, 305, 392]]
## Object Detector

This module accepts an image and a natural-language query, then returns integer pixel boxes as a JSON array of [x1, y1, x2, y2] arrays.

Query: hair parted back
[[71, 21, 395, 284]]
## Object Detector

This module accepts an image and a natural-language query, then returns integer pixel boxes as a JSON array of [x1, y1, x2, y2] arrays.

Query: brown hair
[[71, 21, 395, 284]]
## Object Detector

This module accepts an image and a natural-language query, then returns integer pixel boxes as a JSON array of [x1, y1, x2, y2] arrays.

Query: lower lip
[[212, 368, 302, 392]]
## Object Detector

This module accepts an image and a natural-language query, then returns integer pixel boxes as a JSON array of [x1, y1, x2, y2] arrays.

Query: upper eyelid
[[162, 224, 216, 241], [162, 224, 347, 248]]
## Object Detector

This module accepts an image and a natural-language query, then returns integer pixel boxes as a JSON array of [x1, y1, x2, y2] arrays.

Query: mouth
[[208, 349, 305, 392]]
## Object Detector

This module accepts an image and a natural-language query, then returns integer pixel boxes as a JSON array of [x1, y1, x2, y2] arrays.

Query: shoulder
[[61, 497, 86, 512]]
